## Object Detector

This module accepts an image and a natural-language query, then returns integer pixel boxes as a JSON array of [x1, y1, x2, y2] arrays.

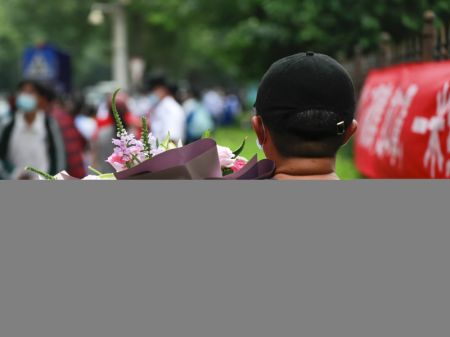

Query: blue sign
[[23, 44, 72, 94]]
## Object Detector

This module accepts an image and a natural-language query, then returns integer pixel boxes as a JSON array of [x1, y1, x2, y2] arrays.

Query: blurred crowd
[[0, 75, 247, 179]]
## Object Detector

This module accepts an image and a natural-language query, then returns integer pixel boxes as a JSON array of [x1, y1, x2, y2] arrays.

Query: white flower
[[82, 175, 104, 180], [53, 171, 73, 180], [217, 145, 235, 168], [150, 147, 166, 157], [167, 142, 178, 150], [82, 174, 116, 180]]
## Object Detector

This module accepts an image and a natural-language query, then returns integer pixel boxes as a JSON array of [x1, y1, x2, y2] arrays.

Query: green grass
[[214, 126, 361, 180]]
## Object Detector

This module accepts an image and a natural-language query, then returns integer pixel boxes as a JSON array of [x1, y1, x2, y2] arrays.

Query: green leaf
[[25, 166, 56, 180], [141, 116, 152, 159], [232, 137, 247, 158], [111, 88, 125, 136], [98, 173, 116, 180], [222, 167, 234, 176], [202, 129, 212, 139], [88, 166, 103, 176], [161, 132, 171, 149]]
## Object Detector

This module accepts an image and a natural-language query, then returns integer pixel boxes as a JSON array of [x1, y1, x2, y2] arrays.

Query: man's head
[[252, 52, 357, 161], [16, 79, 55, 114]]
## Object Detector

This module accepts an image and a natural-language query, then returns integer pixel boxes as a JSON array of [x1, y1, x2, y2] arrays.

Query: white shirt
[[202, 90, 225, 119], [8, 112, 49, 179], [128, 95, 153, 117], [150, 96, 186, 143], [182, 98, 198, 115]]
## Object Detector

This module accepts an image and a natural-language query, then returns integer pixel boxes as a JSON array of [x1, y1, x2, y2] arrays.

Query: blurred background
[[0, 0, 449, 179]]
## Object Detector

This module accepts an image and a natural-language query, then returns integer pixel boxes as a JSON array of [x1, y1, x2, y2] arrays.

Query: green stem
[[111, 88, 125, 136], [131, 154, 141, 165], [25, 166, 56, 180], [88, 166, 103, 176], [141, 116, 151, 159]]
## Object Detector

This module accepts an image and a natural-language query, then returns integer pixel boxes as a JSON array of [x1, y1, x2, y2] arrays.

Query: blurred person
[[222, 91, 242, 125], [0, 96, 11, 123], [168, 83, 181, 103], [202, 88, 225, 126], [147, 75, 186, 143], [252, 52, 358, 180], [0, 80, 65, 180], [181, 87, 214, 144], [245, 84, 258, 110], [72, 97, 98, 143], [71, 95, 99, 172], [92, 92, 136, 173], [50, 95, 87, 178], [7, 93, 16, 112], [127, 88, 155, 118]]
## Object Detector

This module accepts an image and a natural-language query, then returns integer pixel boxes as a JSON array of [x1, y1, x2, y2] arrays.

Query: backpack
[[186, 103, 214, 140]]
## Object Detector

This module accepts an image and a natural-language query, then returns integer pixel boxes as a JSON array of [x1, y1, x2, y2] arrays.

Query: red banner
[[355, 61, 450, 178]]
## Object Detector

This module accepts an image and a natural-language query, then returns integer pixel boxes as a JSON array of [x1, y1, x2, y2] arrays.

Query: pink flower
[[231, 157, 248, 173], [217, 145, 235, 168], [107, 132, 148, 171], [106, 152, 127, 172]]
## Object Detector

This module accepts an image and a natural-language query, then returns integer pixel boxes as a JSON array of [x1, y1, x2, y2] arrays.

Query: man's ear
[[252, 116, 265, 146], [343, 119, 358, 145]]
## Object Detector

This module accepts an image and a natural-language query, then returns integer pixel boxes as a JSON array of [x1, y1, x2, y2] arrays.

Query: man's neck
[[273, 157, 339, 180]]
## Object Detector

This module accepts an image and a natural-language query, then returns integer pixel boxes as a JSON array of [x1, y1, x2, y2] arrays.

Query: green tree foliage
[[0, 0, 110, 90], [0, 0, 449, 90]]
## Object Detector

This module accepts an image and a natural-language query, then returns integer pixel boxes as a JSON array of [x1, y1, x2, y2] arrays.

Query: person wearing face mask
[[0, 80, 66, 180], [146, 74, 186, 144]]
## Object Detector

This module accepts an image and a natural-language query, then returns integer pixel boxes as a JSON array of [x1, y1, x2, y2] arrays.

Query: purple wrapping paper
[[114, 139, 275, 180], [114, 139, 222, 180]]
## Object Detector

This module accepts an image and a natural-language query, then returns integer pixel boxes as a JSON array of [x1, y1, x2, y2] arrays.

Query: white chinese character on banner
[[423, 82, 450, 178], [358, 84, 394, 149], [375, 85, 419, 167]]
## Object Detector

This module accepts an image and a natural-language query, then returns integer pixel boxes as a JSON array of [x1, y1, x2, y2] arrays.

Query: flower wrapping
[[113, 139, 275, 180]]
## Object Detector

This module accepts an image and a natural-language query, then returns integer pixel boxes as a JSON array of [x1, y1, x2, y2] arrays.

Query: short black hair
[[18, 79, 56, 102], [260, 109, 347, 158], [147, 74, 169, 92], [168, 83, 179, 97]]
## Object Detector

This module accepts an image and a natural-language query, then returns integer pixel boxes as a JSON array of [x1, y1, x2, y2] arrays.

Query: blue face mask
[[16, 93, 37, 114], [148, 93, 160, 107]]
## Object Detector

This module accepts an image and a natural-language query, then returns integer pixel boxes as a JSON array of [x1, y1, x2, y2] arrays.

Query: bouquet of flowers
[[27, 90, 275, 181]]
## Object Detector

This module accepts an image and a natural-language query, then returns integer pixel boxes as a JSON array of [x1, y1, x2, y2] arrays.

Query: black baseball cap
[[254, 52, 356, 136]]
